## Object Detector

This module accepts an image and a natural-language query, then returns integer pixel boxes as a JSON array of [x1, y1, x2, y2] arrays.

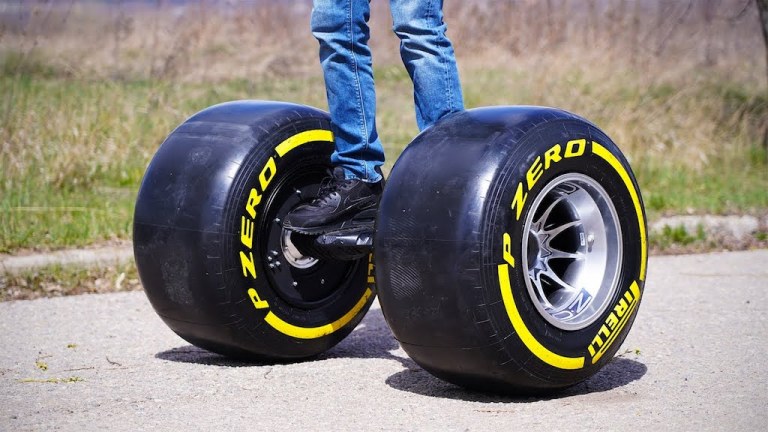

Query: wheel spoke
[[528, 267, 554, 310], [547, 248, 584, 260], [540, 266, 580, 295], [542, 220, 581, 238], [533, 195, 566, 230]]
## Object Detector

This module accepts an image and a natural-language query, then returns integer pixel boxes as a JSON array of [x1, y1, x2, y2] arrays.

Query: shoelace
[[311, 175, 353, 206]]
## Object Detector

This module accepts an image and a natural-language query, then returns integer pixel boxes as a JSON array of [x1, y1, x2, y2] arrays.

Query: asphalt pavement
[[1, 249, 767, 431]]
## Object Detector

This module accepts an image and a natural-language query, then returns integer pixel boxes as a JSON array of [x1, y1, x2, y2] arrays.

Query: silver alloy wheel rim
[[521, 173, 622, 331], [281, 230, 319, 269]]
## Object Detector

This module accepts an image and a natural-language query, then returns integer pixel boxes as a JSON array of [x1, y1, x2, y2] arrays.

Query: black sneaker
[[283, 167, 383, 235]]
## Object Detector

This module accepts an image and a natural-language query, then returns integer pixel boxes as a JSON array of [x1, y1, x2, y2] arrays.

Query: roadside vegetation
[[1, 0, 767, 298], [0, 260, 140, 301]]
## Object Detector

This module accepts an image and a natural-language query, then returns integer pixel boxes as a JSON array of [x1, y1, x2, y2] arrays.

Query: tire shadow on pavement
[[384, 357, 647, 402], [153, 308, 647, 403], [153, 308, 401, 367], [318, 309, 401, 360], [326, 310, 648, 402], [155, 346, 271, 367]]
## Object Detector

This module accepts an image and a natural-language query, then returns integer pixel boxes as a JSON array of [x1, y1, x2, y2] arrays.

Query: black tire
[[375, 106, 647, 393], [134, 101, 375, 361]]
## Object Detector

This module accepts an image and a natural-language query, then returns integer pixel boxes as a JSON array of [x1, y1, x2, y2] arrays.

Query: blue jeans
[[311, 0, 464, 182]]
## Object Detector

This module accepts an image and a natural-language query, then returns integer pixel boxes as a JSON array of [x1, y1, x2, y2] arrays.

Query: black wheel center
[[260, 163, 361, 307]]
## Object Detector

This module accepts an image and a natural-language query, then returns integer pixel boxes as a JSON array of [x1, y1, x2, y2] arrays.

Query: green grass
[[0, 71, 421, 252], [650, 224, 707, 250], [0, 76, 331, 251], [1, 187, 135, 252], [1, 62, 767, 252], [638, 150, 768, 216]]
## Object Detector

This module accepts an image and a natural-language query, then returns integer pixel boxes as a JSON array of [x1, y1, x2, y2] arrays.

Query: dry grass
[[2, 1, 762, 78], [0, 260, 141, 301], [0, 0, 767, 252]]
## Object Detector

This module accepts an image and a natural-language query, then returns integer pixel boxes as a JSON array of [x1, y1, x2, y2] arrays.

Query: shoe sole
[[283, 208, 377, 235]]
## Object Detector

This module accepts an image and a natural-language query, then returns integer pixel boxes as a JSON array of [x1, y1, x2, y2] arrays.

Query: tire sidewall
[[216, 115, 374, 357], [485, 119, 646, 380]]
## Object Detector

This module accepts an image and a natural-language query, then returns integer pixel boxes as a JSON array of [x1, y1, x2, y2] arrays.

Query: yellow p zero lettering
[[510, 140, 591, 223], [247, 288, 269, 309], [526, 156, 543, 190], [565, 139, 586, 158], [245, 188, 261, 219], [510, 182, 528, 221], [503, 233, 515, 267], [592, 142, 647, 280], [239, 129, 342, 325], [240, 216, 254, 249], [259, 157, 277, 191], [239, 251, 257, 279], [544, 144, 562, 169]]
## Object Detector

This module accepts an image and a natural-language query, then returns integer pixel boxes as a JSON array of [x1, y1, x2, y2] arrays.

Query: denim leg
[[311, 0, 384, 182], [390, 0, 464, 131]]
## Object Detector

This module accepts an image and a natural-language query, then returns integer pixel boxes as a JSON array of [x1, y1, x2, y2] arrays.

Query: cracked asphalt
[[1, 249, 766, 431]]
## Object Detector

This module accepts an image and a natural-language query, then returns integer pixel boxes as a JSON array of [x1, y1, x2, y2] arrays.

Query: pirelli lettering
[[588, 281, 642, 364]]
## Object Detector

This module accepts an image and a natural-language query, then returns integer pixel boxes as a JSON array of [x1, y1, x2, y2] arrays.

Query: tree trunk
[[757, 0, 768, 153], [759, 0, 768, 75]]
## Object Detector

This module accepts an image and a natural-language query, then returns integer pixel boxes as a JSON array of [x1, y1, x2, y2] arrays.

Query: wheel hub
[[280, 229, 319, 269], [521, 173, 622, 331]]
